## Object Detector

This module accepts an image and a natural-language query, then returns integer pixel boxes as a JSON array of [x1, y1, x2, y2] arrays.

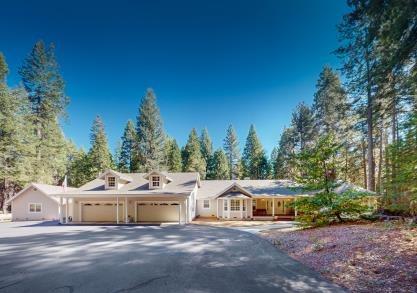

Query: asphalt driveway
[[0, 222, 343, 293]]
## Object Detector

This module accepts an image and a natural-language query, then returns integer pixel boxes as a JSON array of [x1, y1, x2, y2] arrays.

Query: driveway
[[0, 222, 343, 293]]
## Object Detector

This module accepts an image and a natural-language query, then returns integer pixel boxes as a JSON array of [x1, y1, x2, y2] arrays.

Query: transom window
[[107, 176, 116, 187], [152, 176, 160, 187], [203, 200, 210, 209], [29, 203, 42, 213], [230, 199, 240, 211]]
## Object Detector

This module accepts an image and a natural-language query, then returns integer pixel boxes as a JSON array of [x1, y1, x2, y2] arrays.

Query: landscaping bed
[[260, 222, 417, 293]]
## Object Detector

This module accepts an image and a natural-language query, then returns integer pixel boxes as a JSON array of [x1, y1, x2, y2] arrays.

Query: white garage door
[[82, 203, 124, 222], [137, 202, 179, 222]]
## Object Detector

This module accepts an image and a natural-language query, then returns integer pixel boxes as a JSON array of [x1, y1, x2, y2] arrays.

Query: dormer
[[144, 171, 173, 190], [98, 169, 132, 190]]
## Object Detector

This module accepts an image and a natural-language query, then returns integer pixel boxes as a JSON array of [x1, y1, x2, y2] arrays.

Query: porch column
[[216, 199, 219, 219], [178, 202, 182, 224], [245, 199, 248, 219], [295, 206, 298, 217], [272, 198, 275, 219], [185, 198, 189, 224], [58, 196, 63, 224], [134, 201, 137, 223], [240, 199, 243, 219], [65, 198, 69, 224], [227, 199, 231, 219], [125, 197, 128, 223], [79, 203, 82, 222], [116, 196, 119, 224]]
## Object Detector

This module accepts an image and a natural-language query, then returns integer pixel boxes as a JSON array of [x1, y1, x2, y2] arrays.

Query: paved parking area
[[0, 221, 343, 293]]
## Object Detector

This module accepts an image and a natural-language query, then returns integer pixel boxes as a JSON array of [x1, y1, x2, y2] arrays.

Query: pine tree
[[291, 102, 315, 152], [199, 128, 213, 178], [118, 120, 138, 173], [67, 146, 90, 187], [182, 128, 206, 177], [207, 149, 230, 180], [87, 116, 113, 178], [165, 138, 182, 172], [136, 88, 165, 172], [313, 66, 348, 134], [19, 41, 70, 184], [242, 125, 265, 179], [223, 124, 240, 179], [274, 127, 296, 179], [0, 53, 33, 208]]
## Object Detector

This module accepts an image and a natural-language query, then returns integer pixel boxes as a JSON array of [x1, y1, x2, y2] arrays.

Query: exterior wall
[[196, 199, 217, 217], [11, 188, 59, 221]]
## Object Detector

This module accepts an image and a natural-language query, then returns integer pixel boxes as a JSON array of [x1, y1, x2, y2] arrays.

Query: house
[[5, 183, 77, 221], [6, 169, 373, 223]]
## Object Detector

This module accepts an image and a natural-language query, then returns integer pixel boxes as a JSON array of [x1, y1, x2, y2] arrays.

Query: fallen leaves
[[261, 222, 417, 293]]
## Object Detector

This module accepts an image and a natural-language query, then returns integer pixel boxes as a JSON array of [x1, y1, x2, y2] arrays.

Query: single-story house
[[5, 169, 375, 223]]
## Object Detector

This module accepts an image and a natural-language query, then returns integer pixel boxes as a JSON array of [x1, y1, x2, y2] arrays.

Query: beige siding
[[11, 188, 59, 221], [196, 199, 217, 217]]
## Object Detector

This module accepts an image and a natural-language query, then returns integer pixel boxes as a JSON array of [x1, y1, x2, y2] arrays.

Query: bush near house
[[292, 191, 371, 227]]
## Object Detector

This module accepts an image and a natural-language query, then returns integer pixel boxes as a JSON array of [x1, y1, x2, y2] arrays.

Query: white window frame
[[230, 199, 240, 211], [152, 176, 160, 187], [203, 200, 210, 209], [223, 200, 228, 211], [28, 203, 42, 213], [107, 176, 116, 187]]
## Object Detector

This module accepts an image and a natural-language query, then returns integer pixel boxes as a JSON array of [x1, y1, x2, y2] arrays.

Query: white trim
[[28, 202, 42, 213], [213, 183, 253, 199]]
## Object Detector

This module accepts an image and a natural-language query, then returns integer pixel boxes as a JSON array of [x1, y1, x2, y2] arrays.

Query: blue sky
[[0, 0, 348, 155]]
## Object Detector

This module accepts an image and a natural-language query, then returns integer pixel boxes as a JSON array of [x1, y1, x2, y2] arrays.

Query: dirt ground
[[260, 222, 417, 293]]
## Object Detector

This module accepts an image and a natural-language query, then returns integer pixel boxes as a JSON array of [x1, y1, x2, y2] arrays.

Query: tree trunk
[[365, 50, 375, 191], [361, 137, 368, 189], [378, 123, 383, 194]]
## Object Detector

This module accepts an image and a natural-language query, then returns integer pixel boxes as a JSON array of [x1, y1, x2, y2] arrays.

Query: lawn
[[260, 222, 417, 293]]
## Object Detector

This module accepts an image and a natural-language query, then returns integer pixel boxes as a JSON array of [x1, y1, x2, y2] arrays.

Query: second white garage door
[[137, 202, 179, 222]]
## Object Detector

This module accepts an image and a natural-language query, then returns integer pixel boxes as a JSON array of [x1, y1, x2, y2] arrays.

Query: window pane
[[223, 200, 227, 211], [203, 200, 210, 208]]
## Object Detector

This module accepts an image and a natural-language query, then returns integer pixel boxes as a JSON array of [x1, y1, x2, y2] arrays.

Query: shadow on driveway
[[0, 222, 344, 293]]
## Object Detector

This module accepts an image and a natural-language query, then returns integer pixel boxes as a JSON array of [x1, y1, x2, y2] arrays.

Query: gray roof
[[59, 172, 200, 197], [198, 180, 306, 199], [6, 183, 77, 204]]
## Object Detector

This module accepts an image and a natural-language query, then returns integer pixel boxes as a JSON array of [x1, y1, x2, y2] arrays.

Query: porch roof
[[218, 191, 251, 199]]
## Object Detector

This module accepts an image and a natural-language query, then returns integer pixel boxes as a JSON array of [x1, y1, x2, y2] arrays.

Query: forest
[[0, 0, 416, 216]]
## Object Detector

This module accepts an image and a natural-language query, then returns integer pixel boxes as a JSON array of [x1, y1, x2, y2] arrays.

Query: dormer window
[[108, 176, 116, 188], [152, 176, 160, 187]]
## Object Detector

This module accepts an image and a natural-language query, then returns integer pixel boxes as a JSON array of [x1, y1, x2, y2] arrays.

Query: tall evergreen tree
[[118, 120, 138, 173], [313, 66, 348, 134], [199, 128, 213, 178], [274, 127, 297, 179], [223, 124, 240, 179], [0, 53, 33, 208], [19, 41, 69, 184], [87, 116, 113, 178], [242, 125, 265, 179], [291, 102, 316, 152], [67, 146, 90, 187], [136, 88, 165, 171], [182, 128, 206, 177], [207, 149, 230, 180], [165, 138, 182, 172]]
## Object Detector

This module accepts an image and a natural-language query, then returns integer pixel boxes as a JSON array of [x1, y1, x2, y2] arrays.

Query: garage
[[137, 202, 180, 222], [82, 202, 124, 222]]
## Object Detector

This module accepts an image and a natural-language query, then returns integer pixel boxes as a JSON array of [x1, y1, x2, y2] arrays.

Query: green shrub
[[292, 190, 370, 227]]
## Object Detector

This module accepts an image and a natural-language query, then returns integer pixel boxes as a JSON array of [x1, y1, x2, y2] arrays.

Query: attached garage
[[81, 202, 124, 222], [136, 202, 180, 222]]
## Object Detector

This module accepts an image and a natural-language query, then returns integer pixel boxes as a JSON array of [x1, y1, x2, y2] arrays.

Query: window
[[152, 176, 160, 187], [224, 200, 228, 211], [108, 176, 116, 187], [29, 203, 42, 213], [242, 200, 246, 211], [203, 200, 210, 209], [230, 199, 240, 211]]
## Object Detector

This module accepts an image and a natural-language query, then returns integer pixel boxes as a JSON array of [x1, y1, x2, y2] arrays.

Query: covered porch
[[216, 195, 296, 221]]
